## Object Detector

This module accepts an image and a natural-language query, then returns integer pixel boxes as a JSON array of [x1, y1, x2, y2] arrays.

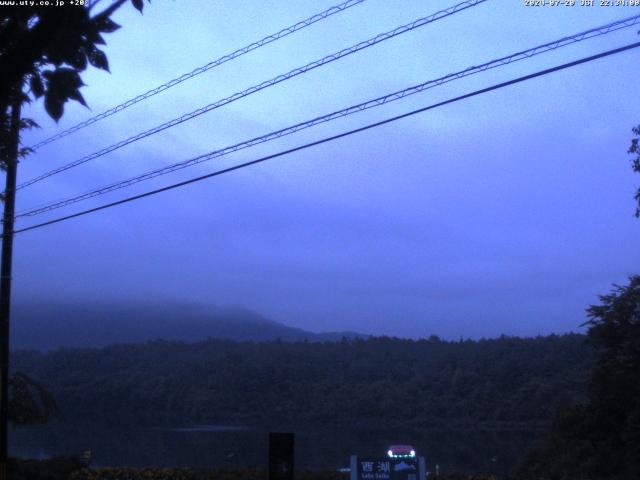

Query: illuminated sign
[[351, 456, 425, 480]]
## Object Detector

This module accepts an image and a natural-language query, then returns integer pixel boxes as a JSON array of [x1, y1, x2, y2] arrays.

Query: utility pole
[[0, 97, 22, 480]]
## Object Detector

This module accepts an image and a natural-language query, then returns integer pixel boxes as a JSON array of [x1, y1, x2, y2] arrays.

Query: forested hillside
[[10, 303, 366, 351], [12, 334, 591, 428]]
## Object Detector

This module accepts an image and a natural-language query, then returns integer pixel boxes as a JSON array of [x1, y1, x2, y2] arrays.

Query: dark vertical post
[[350, 455, 357, 480], [269, 432, 294, 480], [0, 98, 21, 480]]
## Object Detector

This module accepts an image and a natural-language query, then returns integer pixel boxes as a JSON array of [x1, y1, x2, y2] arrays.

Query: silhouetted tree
[[0, 1, 150, 473], [518, 276, 640, 480], [0, 0, 148, 126]]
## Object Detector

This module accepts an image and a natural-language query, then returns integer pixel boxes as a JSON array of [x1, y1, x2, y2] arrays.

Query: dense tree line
[[517, 276, 640, 480], [11, 334, 591, 430]]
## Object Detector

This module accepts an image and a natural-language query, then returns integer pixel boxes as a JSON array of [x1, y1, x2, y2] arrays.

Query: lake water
[[9, 422, 543, 475]]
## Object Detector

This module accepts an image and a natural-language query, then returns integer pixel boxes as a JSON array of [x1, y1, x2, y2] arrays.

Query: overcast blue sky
[[12, 0, 640, 338]]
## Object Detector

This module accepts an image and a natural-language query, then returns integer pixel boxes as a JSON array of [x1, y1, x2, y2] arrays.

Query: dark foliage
[[12, 334, 591, 430], [69, 466, 348, 480], [517, 276, 640, 480], [0, 0, 149, 169], [8, 456, 82, 480], [8, 372, 58, 425], [6, 461, 503, 480], [72, 468, 503, 480], [629, 125, 640, 217]]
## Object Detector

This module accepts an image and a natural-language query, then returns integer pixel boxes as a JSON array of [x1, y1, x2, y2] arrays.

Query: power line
[[27, 0, 367, 151], [15, 14, 640, 219], [10, 41, 640, 237], [16, 0, 487, 191]]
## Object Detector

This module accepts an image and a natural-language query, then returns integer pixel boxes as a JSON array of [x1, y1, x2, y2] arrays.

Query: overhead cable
[[16, 0, 487, 190], [27, 0, 368, 151], [15, 14, 640, 219], [11, 41, 640, 236]]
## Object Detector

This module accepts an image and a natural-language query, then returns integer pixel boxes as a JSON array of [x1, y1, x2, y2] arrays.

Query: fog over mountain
[[10, 302, 367, 351]]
